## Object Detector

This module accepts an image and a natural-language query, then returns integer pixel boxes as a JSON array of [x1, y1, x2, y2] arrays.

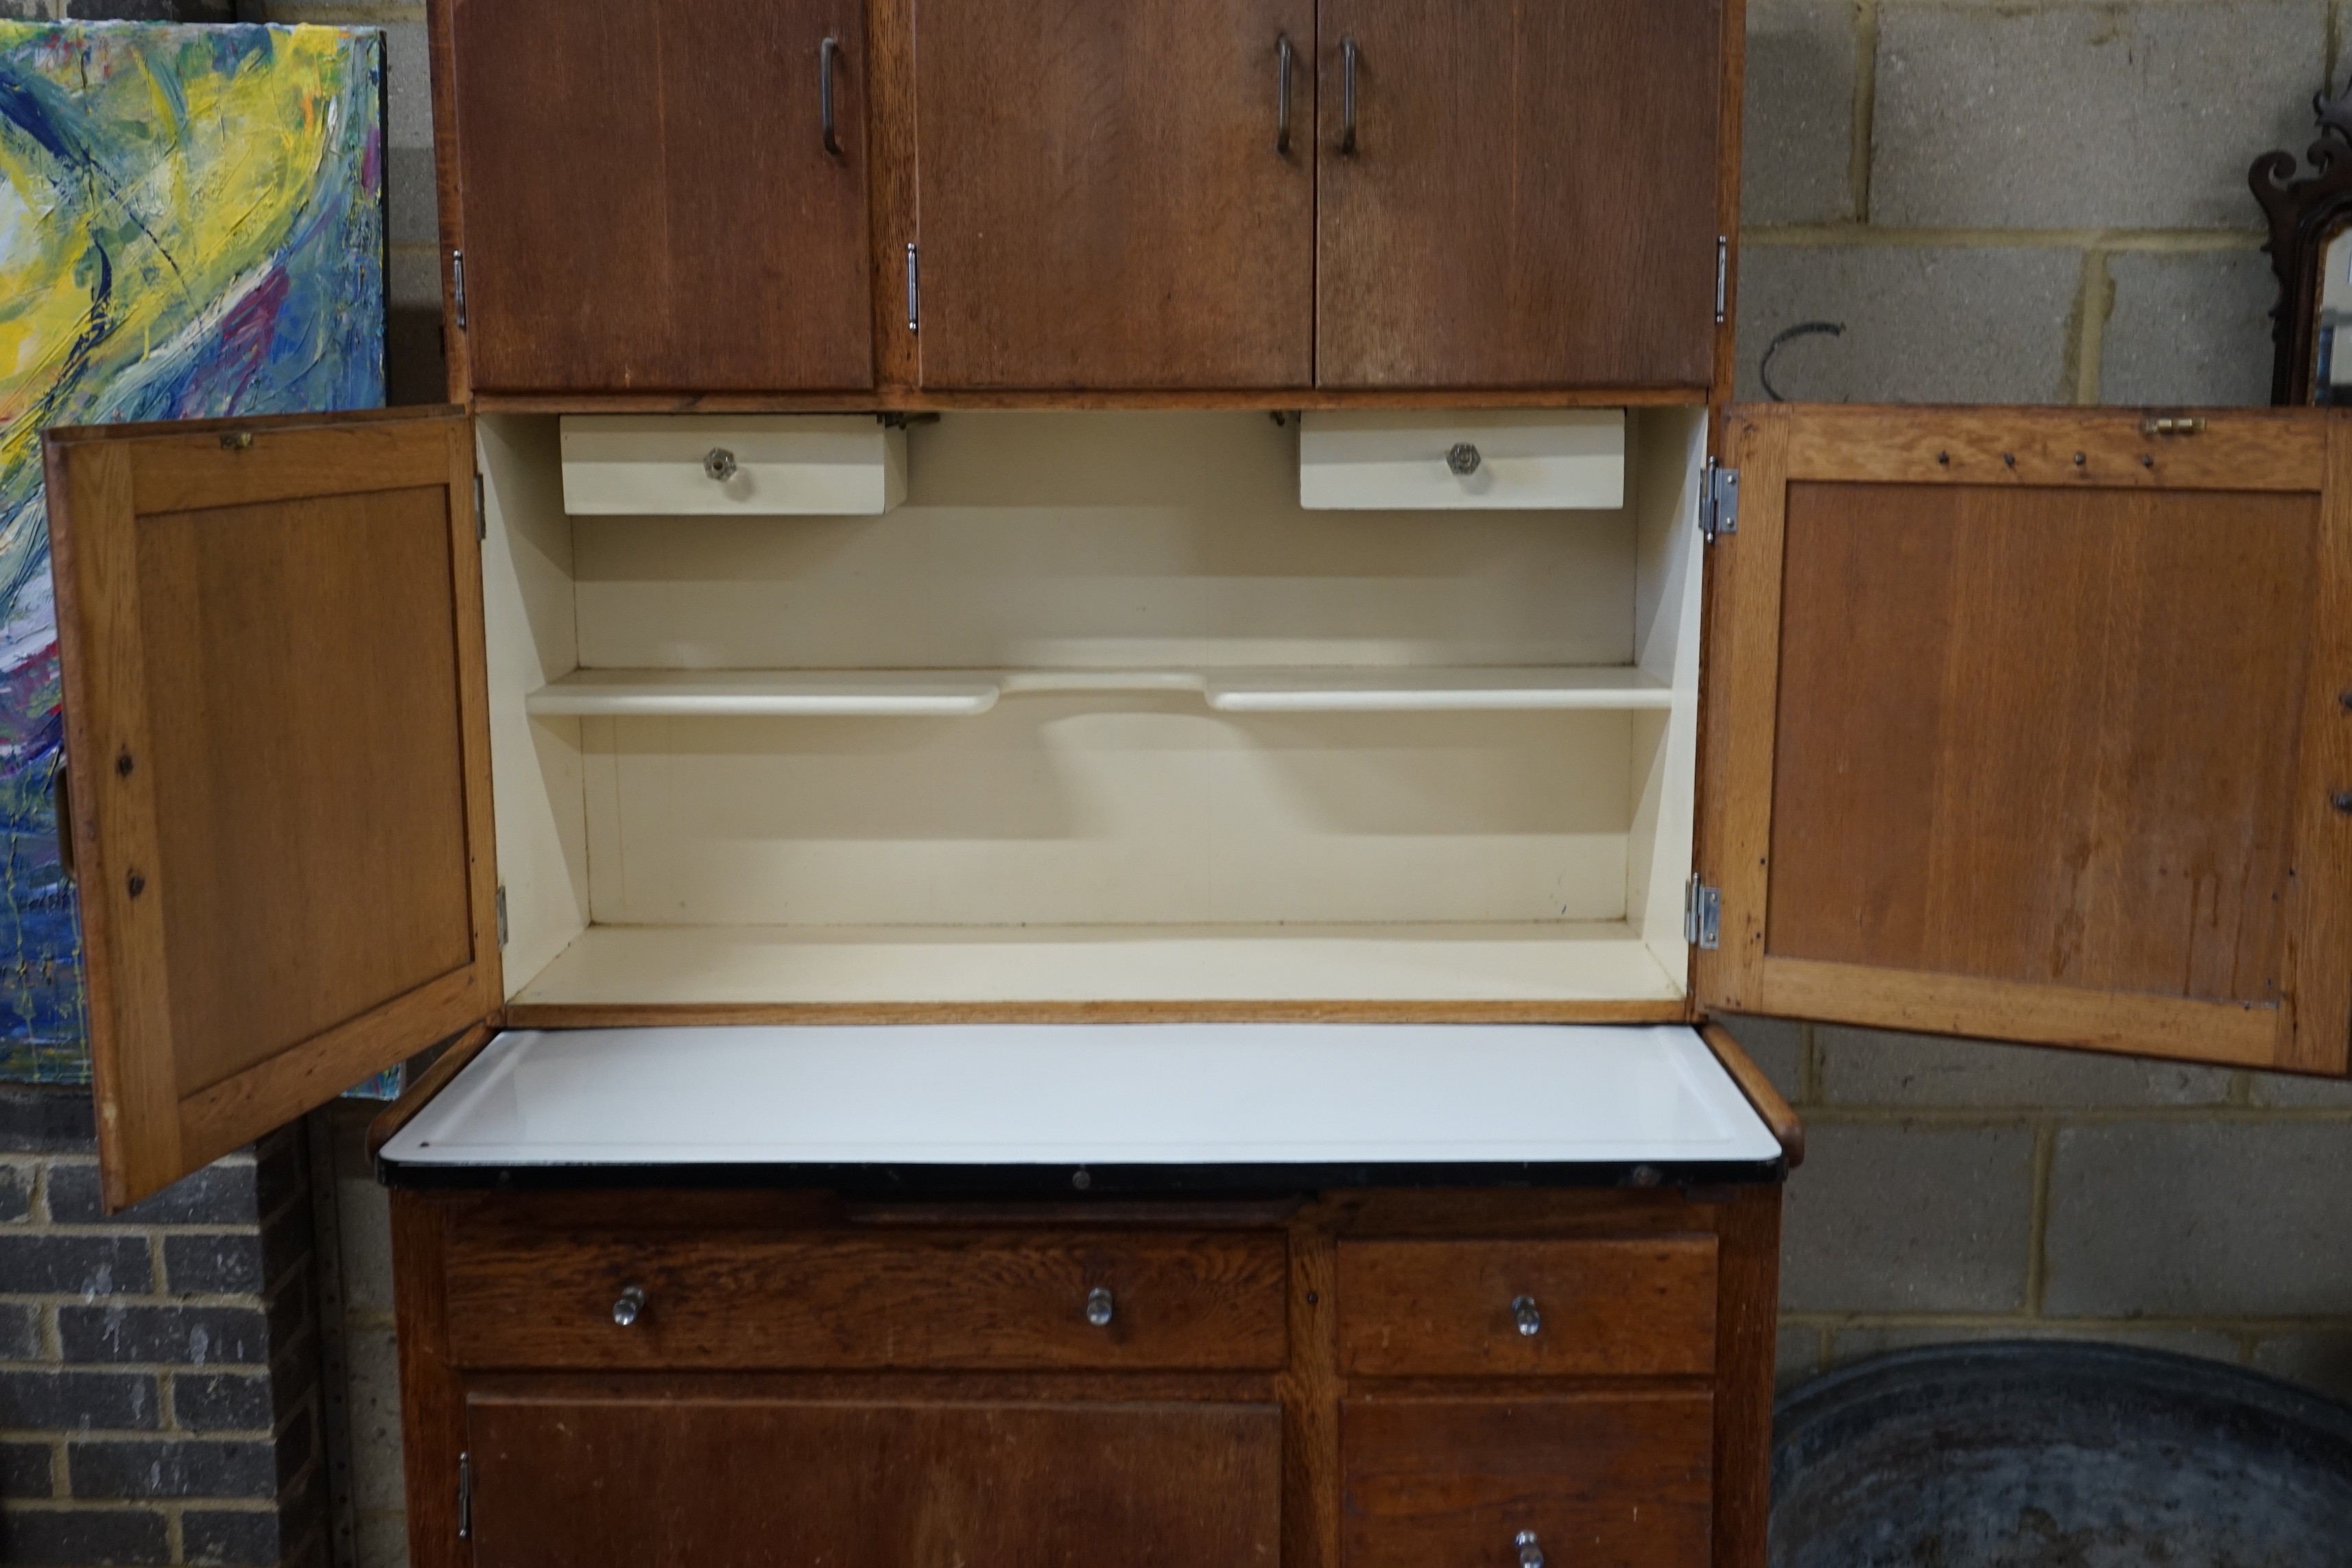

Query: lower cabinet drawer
[[1336, 1237, 1719, 1377], [1342, 1394, 1714, 1568], [444, 1229, 1287, 1370], [468, 1393, 1281, 1567]]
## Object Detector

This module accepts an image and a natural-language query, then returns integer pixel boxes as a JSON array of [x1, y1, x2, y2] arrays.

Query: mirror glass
[[2314, 220, 2352, 404]]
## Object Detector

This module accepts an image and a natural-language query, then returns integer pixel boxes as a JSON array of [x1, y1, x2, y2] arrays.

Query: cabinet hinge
[[494, 886, 508, 949], [1700, 459, 1739, 541], [473, 473, 486, 541], [457, 1451, 472, 1539], [904, 243, 920, 332], [1684, 874, 1721, 951], [1714, 236, 1728, 324], [451, 249, 467, 330]]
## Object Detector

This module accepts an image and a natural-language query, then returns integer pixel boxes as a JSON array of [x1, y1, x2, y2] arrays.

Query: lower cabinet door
[[465, 1394, 1281, 1567], [1342, 1394, 1713, 1568]]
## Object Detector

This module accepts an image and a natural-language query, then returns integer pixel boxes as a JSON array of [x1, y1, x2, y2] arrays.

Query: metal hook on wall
[[1759, 320, 1845, 403]]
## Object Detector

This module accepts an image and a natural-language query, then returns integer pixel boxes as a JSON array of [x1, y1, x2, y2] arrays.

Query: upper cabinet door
[[912, 0, 1316, 390], [1698, 406, 2352, 1075], [44, 411, 500, 1209], [1316, 0, 1725, 390], [448, 0, 873, 394]]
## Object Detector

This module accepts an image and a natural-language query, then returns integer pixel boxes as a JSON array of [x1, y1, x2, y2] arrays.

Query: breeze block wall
[[0, 1089, 326, 1568]]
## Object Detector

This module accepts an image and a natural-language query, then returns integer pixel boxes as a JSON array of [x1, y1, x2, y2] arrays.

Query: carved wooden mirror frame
[[2257, 84, 2352, 405]]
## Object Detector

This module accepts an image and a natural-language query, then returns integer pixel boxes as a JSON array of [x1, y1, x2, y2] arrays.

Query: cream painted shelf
[[524, 666, 1675, 719]]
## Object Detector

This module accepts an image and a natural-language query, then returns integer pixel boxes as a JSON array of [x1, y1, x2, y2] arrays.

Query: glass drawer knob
[[1085, 1286, 1115, 1327], [1517, 1530, 1544, 1567], [1512, 1294, 1541, 1337], [613, 1285, 646, 1327]]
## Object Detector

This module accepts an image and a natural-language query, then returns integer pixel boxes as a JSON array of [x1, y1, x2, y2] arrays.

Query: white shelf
[[379, 1022, 1781, 1170], [525, 667, 1674, 719]]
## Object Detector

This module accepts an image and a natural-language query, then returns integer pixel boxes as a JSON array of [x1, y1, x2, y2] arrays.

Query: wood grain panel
[[1768, 481, 2314, 1006], [45, 412, 497, 1209], [1708, 1188, 1779, 1568], [1335, 1237, 1717, 1377], [466, 1395, 1281, 1568], [448, 0, 872, 392], [913, 0, 1314, 389], [1316, 0, 1723, 389], [445, 1229, 1288, 1370], [1341, 1393, 1713, 1568]]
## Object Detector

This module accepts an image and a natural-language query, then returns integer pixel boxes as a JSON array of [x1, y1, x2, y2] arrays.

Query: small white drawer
[[560, 415, 907, 516], [1298, 410, 1624, 511]]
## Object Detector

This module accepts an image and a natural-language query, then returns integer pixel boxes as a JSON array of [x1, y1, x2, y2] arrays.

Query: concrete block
[[1872, 0, 2325, 230], [57, 1306, 270, 1367], [182, 1508, 285, 1568], [0, 1233, 154, 1296], [1743, 0, 1857, 225], [0, 1441, 53, 1498], [0, 1087, 94, 1154], [1825, 1320, 2240, 1368], [383, 21, 433, 151], [338, 1176, 395, 1319], [1715, 1014, 1805, 1104], [1817, 1027, 2233, 1108], [0, 1370, 158, 1432], [346, 1328, 405, 1516], [1735, 243, 2078, 403], [0, 1303, 39, 1360], [1781, 1122, 2036, 1313], [1777, 1324, 1825, 1390], [172, 1373, 274, 1434], [2250, 1329, 2352, 1405], [163, 1234, 267, 1297], [389, 247, 442, 312], [387, 145, 438, 248], [2100, 249, 2278, 408], [355, 1509, 411, 1568], [2045, 1123, 2352, 1316], [46, 1156, 255, 1226], [0, 1161, 27, 1223], [2246, 1067, 2352, 1108]]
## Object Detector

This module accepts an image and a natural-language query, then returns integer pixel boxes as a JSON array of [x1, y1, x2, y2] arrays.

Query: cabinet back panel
[[582, 704, 1635, 926], [1768, 482, 2316, 1006], [141, 488, 473, 1093], [572, 412, 1635, 669]]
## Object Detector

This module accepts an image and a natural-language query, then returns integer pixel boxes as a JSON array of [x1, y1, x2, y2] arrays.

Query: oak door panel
[[45, 409, 498, 1209], [444, 1228, 1288, 1370], [466, 1394, 1283, 1568], [1699, 406, 2352, 1073], [1316, 0, 1724, 390], [1335, 1237, 1718, 1377], [913, 0, 1314, 389], [1342, 1394, 1713, 1568], [448, 0, 872, 392]]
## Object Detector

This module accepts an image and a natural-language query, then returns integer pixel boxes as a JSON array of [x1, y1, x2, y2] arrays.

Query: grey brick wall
[[0, 1091, 326, 1568]]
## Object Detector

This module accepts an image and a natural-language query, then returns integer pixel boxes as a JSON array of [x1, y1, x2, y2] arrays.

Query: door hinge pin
[[1715, 236, 1729, 324], [1700, 459, 1739, 541], [451, 250, 467, 331], [457, 1451, 472, 1539], [494, 886, 509, 949], [1684, 873, 1721, 951], [905, 243, 920, 332]]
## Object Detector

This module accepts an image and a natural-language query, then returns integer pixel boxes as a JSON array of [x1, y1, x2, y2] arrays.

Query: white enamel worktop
[[378, 1023, 1781, 1176]]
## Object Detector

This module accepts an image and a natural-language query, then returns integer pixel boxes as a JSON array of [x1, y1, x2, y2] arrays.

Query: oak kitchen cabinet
[[34, 0, 2352, 1564]]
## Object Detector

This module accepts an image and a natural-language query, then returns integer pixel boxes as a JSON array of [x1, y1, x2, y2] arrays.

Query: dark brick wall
[[0, 1089, 324, 1568]]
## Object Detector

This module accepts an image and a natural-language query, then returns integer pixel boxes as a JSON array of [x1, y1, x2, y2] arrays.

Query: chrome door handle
[[613, 1285, 647, 1327], [1512, 1294, 1541, 1337], [1085, 1286, 1115, 1327]]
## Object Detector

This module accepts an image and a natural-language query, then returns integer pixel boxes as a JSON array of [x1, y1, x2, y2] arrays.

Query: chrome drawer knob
[[1447, 441, 1483, 476], [612, 1285, 646, 1327], [1085, 1286, 1115, 1327], [1512, 1294, 1541, 1337], [702, 447, 739, 482], [1516, 1530, 1544, 1567]]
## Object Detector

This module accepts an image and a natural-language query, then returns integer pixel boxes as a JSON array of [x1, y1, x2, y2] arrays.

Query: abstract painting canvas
[[0, 21, 385, 1082]]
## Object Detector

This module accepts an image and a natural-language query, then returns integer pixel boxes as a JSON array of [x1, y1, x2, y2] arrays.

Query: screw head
[[1447, 442, 1483, 477], [126, 870, 146, 897], [115, 749, 133, 777]]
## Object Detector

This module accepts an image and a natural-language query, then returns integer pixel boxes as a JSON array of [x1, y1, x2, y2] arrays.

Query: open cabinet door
[[1696, 405, 2352, 1074], [44, 409, 499, 1209]]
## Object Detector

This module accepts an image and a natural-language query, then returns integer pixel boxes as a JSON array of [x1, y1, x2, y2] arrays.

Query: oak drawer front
[[468, 1394, 1283, 1568], [444, 1230, 1287, 1371], [1336, 1237, 1718, 1377], [1342, 1394, 1713, 1568]]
